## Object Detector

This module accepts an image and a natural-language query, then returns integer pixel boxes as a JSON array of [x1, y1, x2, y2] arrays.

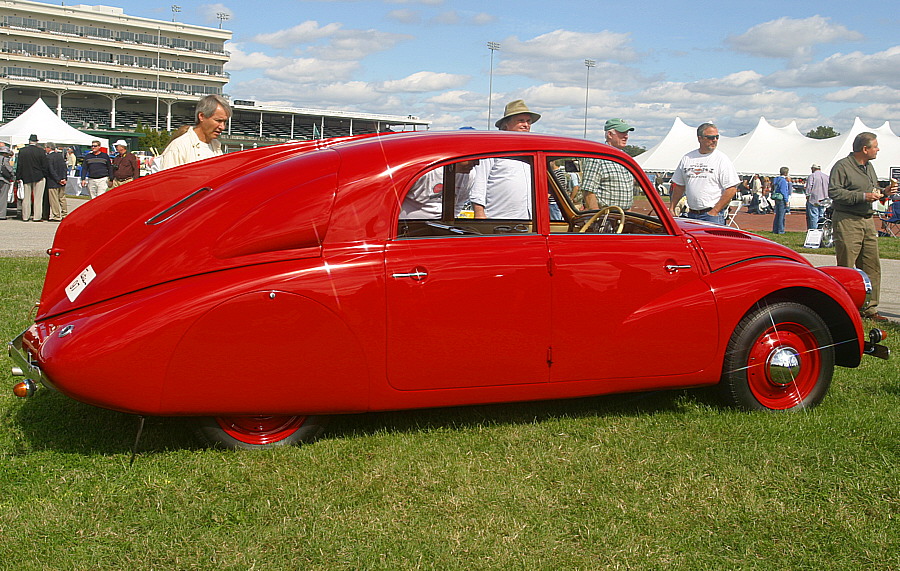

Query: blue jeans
[[806, 203, 824, 229], [773, 199, 787, 233], [687, 211, 725, 225]]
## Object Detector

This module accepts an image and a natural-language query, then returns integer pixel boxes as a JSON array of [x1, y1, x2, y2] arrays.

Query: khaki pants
[[833, 211, 881, 315], [21, 180, 45, 221], [86, 177, 108, 199], [109, 177, 133, 189], [47, 186, 67, 220]]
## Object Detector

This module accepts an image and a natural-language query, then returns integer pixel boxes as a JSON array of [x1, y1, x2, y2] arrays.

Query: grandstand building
[[0, 0, 429, 149]]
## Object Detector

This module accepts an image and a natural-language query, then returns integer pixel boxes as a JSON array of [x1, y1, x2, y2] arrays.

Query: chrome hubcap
[[767, 346, 801, 386]]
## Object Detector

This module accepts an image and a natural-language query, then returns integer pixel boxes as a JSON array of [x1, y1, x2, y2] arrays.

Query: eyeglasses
[[91, 144, 100, 147], [702, 135, 720, 140]]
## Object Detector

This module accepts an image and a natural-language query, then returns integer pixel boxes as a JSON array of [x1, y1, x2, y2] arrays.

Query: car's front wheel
[[719, 302, 834, 411], [194, 415, 327, 450]]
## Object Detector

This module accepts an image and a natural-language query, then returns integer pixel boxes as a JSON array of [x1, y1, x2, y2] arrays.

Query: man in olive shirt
[[828, 132, 889, 321]]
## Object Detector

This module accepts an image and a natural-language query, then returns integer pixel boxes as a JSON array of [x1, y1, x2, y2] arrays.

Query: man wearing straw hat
[[470, 99, 539, 219]]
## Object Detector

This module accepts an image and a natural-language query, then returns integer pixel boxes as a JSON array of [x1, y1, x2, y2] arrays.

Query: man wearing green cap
[[581, 119, 636, 210]]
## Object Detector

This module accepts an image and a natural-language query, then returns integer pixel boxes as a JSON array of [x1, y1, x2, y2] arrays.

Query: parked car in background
[[790, 184, 807, 210], [9, 131, 889, 449]]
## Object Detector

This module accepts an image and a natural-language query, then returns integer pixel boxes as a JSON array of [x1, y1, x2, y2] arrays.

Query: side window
[[399, 165, 445, 220], [397, 156, 536, 238], [468, 157, 533, 220], [547, 155, 665, 235]]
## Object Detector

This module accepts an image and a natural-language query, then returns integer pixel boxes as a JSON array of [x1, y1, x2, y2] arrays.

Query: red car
[[9, 131, 889, 449]]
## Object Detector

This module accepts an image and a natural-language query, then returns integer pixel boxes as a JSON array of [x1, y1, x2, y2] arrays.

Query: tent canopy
[[637, 117, 900, 180], [0, 99, 108, 148]]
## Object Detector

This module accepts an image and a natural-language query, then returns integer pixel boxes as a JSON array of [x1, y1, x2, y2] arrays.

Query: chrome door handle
[[391, 269, 428, 280], [665, 264, 692, 272]]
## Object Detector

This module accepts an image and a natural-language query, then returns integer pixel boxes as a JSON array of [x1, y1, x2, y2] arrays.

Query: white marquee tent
[[637, 117, 900, 180], [0, 99, 108, 149]]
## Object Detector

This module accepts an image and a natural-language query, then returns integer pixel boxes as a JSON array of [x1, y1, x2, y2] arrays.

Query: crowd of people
[[1, 94, 232, 222]]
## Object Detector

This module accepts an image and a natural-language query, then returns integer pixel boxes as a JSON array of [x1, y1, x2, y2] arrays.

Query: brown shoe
[[863, 313, 890, 322]]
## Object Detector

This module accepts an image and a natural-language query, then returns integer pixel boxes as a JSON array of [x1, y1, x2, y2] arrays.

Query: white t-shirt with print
[[672, 149, 740, 210]]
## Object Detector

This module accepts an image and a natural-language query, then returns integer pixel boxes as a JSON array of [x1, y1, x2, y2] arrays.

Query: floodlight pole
[[487, 42, 500, 130], [171, 5, 180, 22], [216, 13, 230, 29], [584, 59, 596, 139]]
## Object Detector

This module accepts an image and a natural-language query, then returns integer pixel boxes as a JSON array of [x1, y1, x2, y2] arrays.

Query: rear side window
[[397, 156, 537, 238]]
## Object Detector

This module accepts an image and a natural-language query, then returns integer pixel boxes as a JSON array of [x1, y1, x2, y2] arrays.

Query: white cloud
[[685, 71, 765, 96], [197, 3, 233, 27], [767, 46, 900, 89], [264, 58, 360, 82], [825, 86, 900, 104], [252, 21, 343, 49], [726, 16, 862, 63], [310, 30, 412, 60], [501, 29, 639, 63], [379, 71, 469, 93], [225, 42, 291, 72], [430, 11, 460, 25], [471, 13, 494, 26], [387, 9, 420, 24], [426, 90, 485, 109]]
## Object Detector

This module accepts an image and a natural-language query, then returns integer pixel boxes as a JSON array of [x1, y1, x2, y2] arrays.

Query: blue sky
[[66, 0, 900, 146]]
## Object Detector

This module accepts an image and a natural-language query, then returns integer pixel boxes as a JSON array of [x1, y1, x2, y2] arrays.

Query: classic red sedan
[[9, 131, 889, 449]]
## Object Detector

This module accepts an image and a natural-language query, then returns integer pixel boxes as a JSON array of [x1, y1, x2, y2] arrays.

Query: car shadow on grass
[[10, 386, 719, 455], [322, 388, 716, 443], [10, 390, 200, 456]]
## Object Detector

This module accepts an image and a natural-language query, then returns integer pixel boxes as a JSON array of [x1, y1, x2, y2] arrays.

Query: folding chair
[[880, 200, 900, 237], [724, 199, 742, 228]]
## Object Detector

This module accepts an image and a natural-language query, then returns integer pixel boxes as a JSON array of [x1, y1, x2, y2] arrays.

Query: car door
[[385, 156, 552, 391], [545, 154, 719, 382]]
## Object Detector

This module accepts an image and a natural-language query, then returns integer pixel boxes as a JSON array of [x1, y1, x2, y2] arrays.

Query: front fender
[[705, 258, 865, 367]]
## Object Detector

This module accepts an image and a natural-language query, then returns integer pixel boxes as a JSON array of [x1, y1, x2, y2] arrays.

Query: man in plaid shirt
[[582, 119, 636, 210]]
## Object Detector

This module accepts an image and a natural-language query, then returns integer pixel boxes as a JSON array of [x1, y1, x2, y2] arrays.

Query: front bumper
[[864, 328, 891, 360], [8, 329, 55, 394]]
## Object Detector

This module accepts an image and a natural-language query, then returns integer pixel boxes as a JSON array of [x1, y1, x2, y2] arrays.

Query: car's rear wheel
[[719, 302, 833, 411], [194, 415, 327, 450]]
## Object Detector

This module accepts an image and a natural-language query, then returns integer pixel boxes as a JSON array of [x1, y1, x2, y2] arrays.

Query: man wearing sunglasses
[[669, 122, 740, 225], [80, 140, 112, 199]]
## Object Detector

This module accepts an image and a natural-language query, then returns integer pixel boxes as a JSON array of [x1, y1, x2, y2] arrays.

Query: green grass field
[[2, 257, 899, 569], [756, 229, 900, 260]]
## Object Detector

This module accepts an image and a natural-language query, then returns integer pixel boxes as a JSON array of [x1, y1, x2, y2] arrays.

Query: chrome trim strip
[[145, 187, 211, 225]]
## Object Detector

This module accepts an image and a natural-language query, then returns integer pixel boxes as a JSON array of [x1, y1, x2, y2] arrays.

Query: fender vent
[[703, 229, 752, 239]]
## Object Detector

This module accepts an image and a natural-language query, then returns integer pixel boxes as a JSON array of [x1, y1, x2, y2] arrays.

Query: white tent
[[637, 117, 900, 180], [0, 99, 108, 149]]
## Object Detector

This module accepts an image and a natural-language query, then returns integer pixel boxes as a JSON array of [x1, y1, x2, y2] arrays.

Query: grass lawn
[[754, 229, 900, 260], [1, 257, 899, 569]]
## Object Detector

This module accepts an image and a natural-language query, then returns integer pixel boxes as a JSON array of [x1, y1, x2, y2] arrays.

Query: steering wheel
[[578, 205, 626, 234]]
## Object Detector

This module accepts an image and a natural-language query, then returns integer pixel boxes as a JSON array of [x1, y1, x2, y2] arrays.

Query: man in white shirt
[[471, 100, 537, 219], [469, 99, 541, 220], [669, 122, 740, 225], [159, 95, 232, 170]]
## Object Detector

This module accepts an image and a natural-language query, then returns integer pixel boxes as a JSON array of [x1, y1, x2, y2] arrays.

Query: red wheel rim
[[215, 415, 307, 445], [745, 322, 821, 410]]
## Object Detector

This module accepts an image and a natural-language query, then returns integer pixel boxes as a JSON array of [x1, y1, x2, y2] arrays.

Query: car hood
[[37, 140, 343, 320], [675, 219, 810, 272]]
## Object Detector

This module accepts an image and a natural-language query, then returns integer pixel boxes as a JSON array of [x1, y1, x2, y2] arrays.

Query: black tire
[[194, 415, 328, 450], [719, 302, 834, 411]]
